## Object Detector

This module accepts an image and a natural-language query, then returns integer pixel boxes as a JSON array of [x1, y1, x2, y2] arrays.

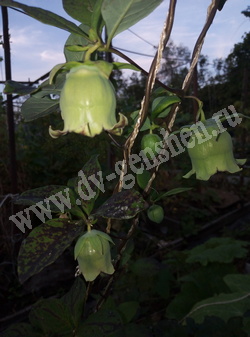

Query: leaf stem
[[84, 42, 101, 61], [185, 95, 206, 122]]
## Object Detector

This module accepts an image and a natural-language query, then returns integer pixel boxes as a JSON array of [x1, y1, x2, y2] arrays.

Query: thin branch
[[95, 216, 139, 311], [169, 0, 221, 129], [182, 0, 221, 92], [144, 0, 222, 195], [97, 0, 178, 310], [115, 0, 177, 193], [127, 0, 177, 146], [109, 47, 183, 96], [98, 0, 221, 313]]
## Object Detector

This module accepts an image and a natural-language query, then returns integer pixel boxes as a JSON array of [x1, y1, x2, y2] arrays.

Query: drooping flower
[[49, 61, 127, 138], [183, 119, 246, 181], [74, 229, 114, 282]]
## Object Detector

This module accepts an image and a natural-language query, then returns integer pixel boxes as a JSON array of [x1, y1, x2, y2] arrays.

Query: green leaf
[[29, 298, 75, 336], [32, 72, 66, 99], [153, 187, 192, 202], [90, 0, 105, 35], [67, 177, 78, 189], [64, 24, 91, 62], [184, 292, 250, 324], [76, 155, 102, 216], [120, 239, 134, 266], [3, 80, 36, 95], [136, 169, 151, 189], [186, 316, 247, 337], [166, 263, 236, 321], [18, 218, 84, 283], [48, 61, 86, 83], [130, 110, 151, 132], [224, 274, 250, 293], [155, 266, 173, 300], [243, 317, 250, 335], [63, 0, 98, 27], [118, 301, 139, 323], [49, 63, 66, 84], [91, 189, 146, 219], [102, 0, 163, 46], [0, 0, 88, 37], [152, 87, 170, 96], [185, 237, 249, 266], [131, 257, 160, 278], [15, 185, 70, 206], [14, 185, 84, 217], [65, 45, 89, 52], [157, 106, 171, 118], [21, 96, 59, 122], [151, 95, 181, 119], [77, 307, 122, 336], [20, 71, 66, 119], [113, 62, 140, 71], [0, 323, 42, 337], [61, 278, 86, 326], [121, 324, 152, 337]]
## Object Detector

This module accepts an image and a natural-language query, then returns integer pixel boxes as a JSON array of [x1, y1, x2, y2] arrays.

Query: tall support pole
[[1, 6, 18, 193]]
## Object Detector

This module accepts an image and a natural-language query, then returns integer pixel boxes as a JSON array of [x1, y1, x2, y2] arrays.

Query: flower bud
[[147, 205, 164, 223], [141, 133, 162, 160], [183, 120, 246, 181], [49, 62, 127, 138], [74, 229, 114, 282]]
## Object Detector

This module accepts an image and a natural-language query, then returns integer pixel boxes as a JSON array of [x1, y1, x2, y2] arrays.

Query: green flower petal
[[92, 229, 114, 244], [74, 230, 115, 281], [183, 123, 246, 181], [49, 62, 127, 138], [183, 168, 195, 179], [107, 113, 128, 136], [78, 256, 101, 281], [236, 159, 247, 166]]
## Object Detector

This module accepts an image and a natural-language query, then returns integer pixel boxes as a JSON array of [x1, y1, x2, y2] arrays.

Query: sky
[[0, 0, 249, 85]]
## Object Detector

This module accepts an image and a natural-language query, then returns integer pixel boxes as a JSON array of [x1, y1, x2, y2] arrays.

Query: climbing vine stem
[[116, 0, 177, 193], [144, 0, 222, 196]]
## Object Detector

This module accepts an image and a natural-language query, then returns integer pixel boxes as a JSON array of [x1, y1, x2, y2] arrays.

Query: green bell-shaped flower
[[183, 119, 246, 181], [74, 229, 115, 282], [49, 61, 127, 138]]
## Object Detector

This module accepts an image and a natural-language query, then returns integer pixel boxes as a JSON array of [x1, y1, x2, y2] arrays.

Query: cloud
[[5, 25, 65, 81], [10, 26, 44, 47], [0, 0, 247, 84], [40, 50, 65, 62]]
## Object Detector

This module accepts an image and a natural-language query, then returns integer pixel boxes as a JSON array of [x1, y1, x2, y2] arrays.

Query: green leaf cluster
[[166, 237, 250, 328], [185, 237, 249, 265], [15, 156, 146, 283], [2, 0, 163, 123], [2, 278, 86, 337]]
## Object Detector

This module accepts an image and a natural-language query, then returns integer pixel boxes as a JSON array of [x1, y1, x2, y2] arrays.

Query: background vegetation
[[0, 2, 249, 337]]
